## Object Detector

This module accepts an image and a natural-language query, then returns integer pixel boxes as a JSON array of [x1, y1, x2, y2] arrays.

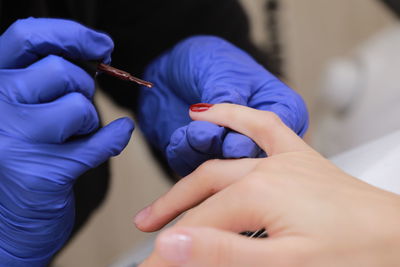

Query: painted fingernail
[[190, 103, 214, 112], [134, 206, 151, 225], [158, 231, 192, 263]]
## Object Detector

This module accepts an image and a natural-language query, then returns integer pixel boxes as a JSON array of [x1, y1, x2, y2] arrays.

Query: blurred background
[[53, 0, 400, 265]]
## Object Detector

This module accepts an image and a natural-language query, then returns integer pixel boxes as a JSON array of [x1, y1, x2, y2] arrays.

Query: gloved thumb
[[151, 226, 273, 267], [64, 117, 134, 171]]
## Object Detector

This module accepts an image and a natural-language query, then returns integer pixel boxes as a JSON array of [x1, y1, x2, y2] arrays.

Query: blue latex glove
[[0, 18, 134, 266], [138, 36, 308, 176]]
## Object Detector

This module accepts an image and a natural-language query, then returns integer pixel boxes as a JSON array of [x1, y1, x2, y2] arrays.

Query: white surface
[[331, 130, 400, 195], [109, 236, 156, 267], [315, 23, 400, 156]]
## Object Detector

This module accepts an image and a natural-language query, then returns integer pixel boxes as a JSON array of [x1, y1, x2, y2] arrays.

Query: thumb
[[151, 227, 274, 267], [65, 117, 134, 170]]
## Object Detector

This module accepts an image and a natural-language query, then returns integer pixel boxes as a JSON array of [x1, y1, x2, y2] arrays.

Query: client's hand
[[136, 103, 400, 267]]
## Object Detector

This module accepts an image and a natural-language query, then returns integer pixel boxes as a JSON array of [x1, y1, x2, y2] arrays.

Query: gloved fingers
[[166, 127, 211, 177], [63, 117, 134, 171], [135, 158, 259, 232], [0, 92, 99, 143], [185, 121, 226, 154], [0, 55, 95, 104], [0, 17, 113, 69], [166, 121, 226, 177], [222, 131, 262, 158], [164, 36, 256, 104], [248, 79, 309, 137]]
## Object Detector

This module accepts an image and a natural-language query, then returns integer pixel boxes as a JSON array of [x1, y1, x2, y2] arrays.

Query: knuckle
[[248, 111, 283, 142], [253, 159, 288, 186], [241, 173, 266, 192], [195, 159, 223, 194], [258, 156, 284, 171], [197, 159, 220, 172], [265, 110, 282, 124], [69, 92, 91, 111], [41, 55, 71, 88], [67, 93, 99, 134], [44, 55, 68, 75], [260, 111, 282, 131]]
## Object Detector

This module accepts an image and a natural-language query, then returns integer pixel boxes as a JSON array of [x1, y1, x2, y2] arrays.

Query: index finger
[[134, 158, 260, 232], [190, 103, 312, 156], [0, 17, 114, 69]]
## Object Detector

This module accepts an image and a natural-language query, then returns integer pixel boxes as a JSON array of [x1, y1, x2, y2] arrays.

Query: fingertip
[[89, 117, 134, 158], [97, 34, 114, 64], [108, 117, 135, 140], [156, 227, 194, 264], [166, 127, 193, 176], [134, 205, 153, 232], [61, 117, 134, 169], [189, 103, 231, 121], [154, 226, 281, 267], [117, 117, 135, 132], [189, 103, 215, 118], [168, 126, 186, 148], [84, 28, 114, 63], [155, 227, 243, 266]]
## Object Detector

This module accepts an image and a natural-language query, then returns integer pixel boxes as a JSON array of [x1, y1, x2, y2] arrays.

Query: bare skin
[[135, 103, 400, 267]]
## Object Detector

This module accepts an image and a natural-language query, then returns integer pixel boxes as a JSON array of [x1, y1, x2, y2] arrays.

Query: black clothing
[[381, 0, 400, 17]]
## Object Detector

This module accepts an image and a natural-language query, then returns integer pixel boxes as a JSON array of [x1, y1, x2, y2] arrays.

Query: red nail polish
[[190, 103, 213, 112]]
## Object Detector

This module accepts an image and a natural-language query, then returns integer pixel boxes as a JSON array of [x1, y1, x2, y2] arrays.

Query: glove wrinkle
[[0, 18, 131, 266], [139, 36, 308, 175]]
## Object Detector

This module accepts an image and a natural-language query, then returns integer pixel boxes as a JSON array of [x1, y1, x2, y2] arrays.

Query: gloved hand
[[0, 18, 134, 266], [138, 36, 308, 176]]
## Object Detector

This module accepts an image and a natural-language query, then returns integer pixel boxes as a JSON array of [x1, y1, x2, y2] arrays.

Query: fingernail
[[134, 206, 151, 225], [190, 103, 213, 112], [158, 231, 192, 263]]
